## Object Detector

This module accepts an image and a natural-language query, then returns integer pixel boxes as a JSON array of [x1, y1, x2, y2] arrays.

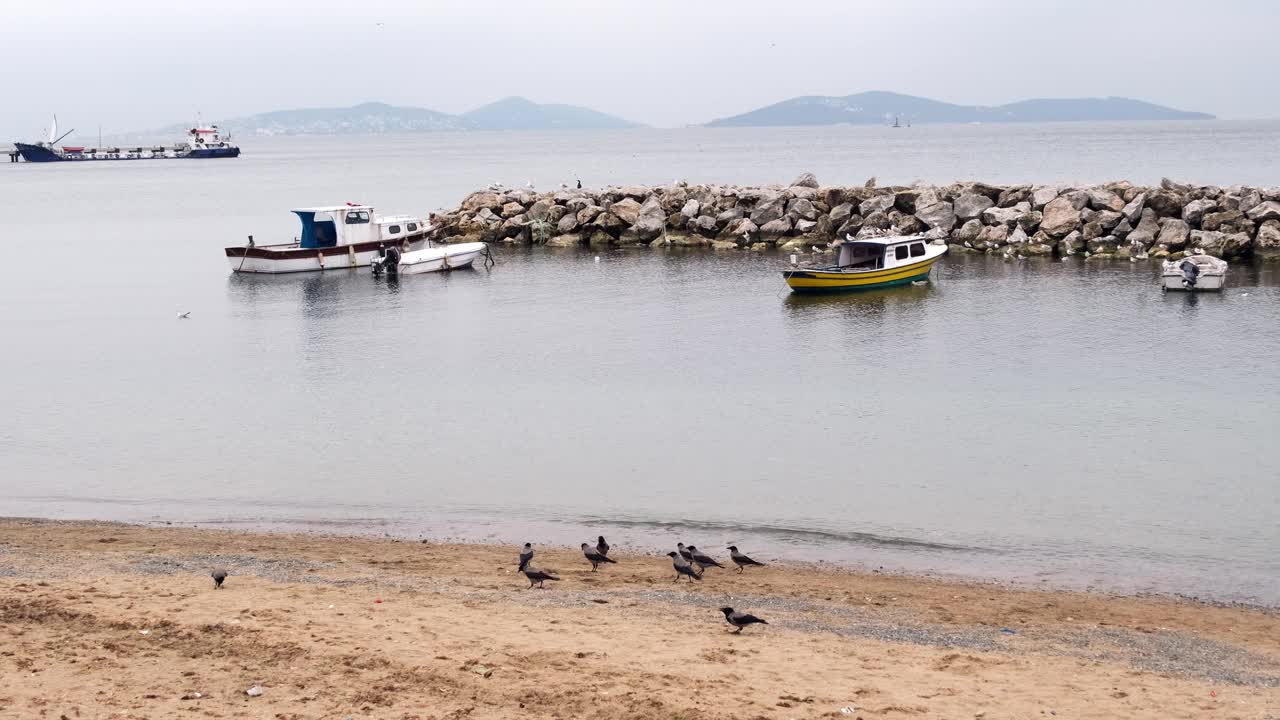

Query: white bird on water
[[178, 312, 191, 319]]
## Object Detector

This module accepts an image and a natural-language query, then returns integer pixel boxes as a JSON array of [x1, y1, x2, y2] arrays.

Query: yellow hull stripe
[[784, 258, 939, 288]]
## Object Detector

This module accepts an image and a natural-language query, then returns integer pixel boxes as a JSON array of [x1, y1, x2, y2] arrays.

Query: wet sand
[[0, 518, 1276, 719]]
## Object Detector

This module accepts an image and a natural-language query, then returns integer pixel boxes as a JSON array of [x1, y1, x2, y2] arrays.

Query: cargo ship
[[11, 115, 240, 162]]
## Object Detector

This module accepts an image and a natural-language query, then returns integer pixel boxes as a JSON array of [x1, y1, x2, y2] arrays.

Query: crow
[[518, 543, 534, 572], [687, 545, 725, 571], [677, 543, 694, 563], [667, 551, 702, 582], [596, 535, 610, 557], [211, 568, 228, 589], [720, 607, 768, 633], [581, 543, 617, 571], [523, 567, 560, 589], [727, 545, 765, 573]]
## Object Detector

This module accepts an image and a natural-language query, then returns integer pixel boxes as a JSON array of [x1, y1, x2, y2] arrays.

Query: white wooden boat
[[391, 242, 489, 275], [1161, 254, 1227, 292], [225, 204, 428, 274], [782, 235, 947, 292]]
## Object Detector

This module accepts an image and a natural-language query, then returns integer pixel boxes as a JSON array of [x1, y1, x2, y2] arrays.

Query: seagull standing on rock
[[518, 543, 534, 572], [727, 546, 765, 573], [719, 607, 768, 633], [580, 543, 617, 571], [667, 551, 702, 582]]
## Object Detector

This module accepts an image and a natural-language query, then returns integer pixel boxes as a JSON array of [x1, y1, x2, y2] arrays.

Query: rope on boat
[[480, 244, 495, 269]]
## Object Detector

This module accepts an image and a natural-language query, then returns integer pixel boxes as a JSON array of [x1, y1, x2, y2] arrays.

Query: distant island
[[127, 97, 640, 139], [706, 91, 1214, 127]]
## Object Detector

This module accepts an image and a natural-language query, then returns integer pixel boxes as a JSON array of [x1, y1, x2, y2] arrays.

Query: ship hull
[[13, 143, 63, 162], [13, 143, 240, 162]]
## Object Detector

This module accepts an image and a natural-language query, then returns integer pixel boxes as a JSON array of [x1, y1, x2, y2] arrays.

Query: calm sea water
[[2, 123, 1278, 604]]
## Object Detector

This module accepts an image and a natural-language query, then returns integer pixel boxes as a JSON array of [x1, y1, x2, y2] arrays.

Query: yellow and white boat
[[782, 235, 948, 293]]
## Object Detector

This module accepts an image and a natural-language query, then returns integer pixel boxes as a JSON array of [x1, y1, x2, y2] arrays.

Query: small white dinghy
[[1161, 253, 1228, 292], [371, 241, 490, 276]]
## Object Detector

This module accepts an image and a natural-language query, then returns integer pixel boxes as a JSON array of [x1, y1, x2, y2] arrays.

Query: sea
[[2, 120, 1278, 605]]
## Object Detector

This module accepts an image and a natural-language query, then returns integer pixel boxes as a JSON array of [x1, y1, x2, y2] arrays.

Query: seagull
[[518, 543, 534, 572], [719, 607, 768, 633], [211, 568, 227, 589], [526, 179, 535, 189], [576, 178, 582, 189], [595, 535, 610, 557], [677, 543, 694, 563], [687, 545, 724, 571], [580, 543, 617, 571], [178, 311, 191, 319], [667, 551, 702, 582], [727, 546, 765, 573], [560, 182, 569, 189], [522, 567, 559, 589]]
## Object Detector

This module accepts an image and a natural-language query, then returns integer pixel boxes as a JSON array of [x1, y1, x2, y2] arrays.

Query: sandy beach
[[0, 519, 1275, 719]]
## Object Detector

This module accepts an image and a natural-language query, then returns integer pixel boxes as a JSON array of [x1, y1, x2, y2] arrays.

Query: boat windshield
[[837, 243, 883, 269]]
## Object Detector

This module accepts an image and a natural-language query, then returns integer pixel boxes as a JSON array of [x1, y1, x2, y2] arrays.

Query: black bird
[[523, 566, 560, 589], [720, 607, 768, 633], [211, 568, 227, 589], [727, 545, 765, 573], [596, 535, 610, 556], [581, 543, 617, 571], [677, 543, 694, 563], [576, 178, 582, 189], [667, 551, 702, 582], [518, 543, 534, 572], [687, 545, 725, 571]]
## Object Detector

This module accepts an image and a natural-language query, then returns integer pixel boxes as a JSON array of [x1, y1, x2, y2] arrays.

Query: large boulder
[[795, 219, 819, 234], [1041, 196, 1082, 238], [859, 194, 895, 217], [1087, 188, 1125, 212], [1144, 190, 1185, 217], [500, 201, 526, 219], [980, 206, 1023, 227], [760, 217, 793, 238], [750, 193, 787, 225], [1181, 198, 1216, 227], [1120, 193, 1146, 225], [893, 214, 927, 235], [556, 213, 578, 234], [1238, 189, 1263, 214], [915, 201, 955, 231], [829, 203, 854, 229], [1246, 200, 1280, 223], [461, 191, 503, 212], [498, 214, 527, 240], [577, 205, 604, 225], [1030, 185, 1059, 209], [790, 172, 819, 189], [565, 196, 594, 214], [835, 215, 864, 239], [787, 197, 819, 221], [715, 207, 744, 228], [1201, 209, 1249, 233], [609, 198, 642, 225], [1255, 220, 1280, 260], [1155, 218, 1190, 251], [998, 186, 1031, 208], [975, 223, 1009, 249], [1221, 232, 1252, 259], [1188, 230, 1229, 256], [693, 215, 719, 236], [616, 185, 650, 200], [1006, 225, 1030, 245], [545, 233, 583, 248], [622, 214, 665, 243], [525, 199, 553, 222], [955, 193, 995, 220], [680, 199, 701, 219], [1059, 230, 1085, 255], [726, 218, 759, 243], [953, 219, 983, 245]]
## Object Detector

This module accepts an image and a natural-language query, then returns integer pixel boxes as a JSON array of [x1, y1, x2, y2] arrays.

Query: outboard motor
[[371, 245, 402, 277], [1179, 258, 1200, 288]]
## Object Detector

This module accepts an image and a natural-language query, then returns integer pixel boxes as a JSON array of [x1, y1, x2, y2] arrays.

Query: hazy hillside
[[461, 96, 639, 131], [706, 91, 1214, 127]]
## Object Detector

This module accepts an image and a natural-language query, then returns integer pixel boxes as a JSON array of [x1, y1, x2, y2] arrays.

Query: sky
[[3, 0, 1278, 139]]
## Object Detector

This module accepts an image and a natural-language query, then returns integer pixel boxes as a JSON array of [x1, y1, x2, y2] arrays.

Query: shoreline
[[1, 518, 1276, 718], [6, 514, 1275, 613]]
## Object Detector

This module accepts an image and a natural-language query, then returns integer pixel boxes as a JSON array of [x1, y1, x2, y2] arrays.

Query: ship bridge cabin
[[834, 236, 932, 270]]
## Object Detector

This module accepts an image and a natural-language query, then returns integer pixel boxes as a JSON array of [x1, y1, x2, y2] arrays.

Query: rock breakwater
[[430, 174, 1280, 261]]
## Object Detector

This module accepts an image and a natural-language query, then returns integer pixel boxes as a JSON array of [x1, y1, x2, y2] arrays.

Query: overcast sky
[[3, 0, 1277, 139]]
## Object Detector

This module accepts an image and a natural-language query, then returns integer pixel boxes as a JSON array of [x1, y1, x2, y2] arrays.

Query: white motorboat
[[1161, 253, 1227, 292], [371, 242, 489, 276], [225, 204, 428, 274]]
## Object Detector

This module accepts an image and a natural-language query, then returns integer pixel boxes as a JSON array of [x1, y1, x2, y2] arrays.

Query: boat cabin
[[834, 236, 932, 271], [293, 205, 427, 249]]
